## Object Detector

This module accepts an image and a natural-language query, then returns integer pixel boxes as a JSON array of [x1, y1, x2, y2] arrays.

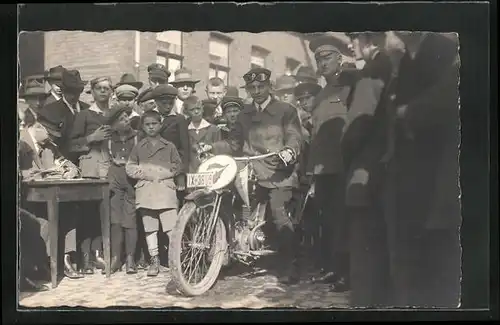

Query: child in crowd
[[184, 95, 221, 173], [219, 95, 244, 140], [106, 103, 139, 274], [126, 110, 182, 277]]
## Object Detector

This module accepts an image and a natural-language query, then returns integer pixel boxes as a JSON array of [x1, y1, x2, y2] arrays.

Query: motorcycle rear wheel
[[168, 202, 227, 296]]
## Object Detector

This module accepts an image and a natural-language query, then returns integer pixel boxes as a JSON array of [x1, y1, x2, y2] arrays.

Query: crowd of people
[[18, 31, 461, 308]]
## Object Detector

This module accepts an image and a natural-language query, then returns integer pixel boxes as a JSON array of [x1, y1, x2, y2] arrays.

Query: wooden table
[[22, 179, 111, 288]]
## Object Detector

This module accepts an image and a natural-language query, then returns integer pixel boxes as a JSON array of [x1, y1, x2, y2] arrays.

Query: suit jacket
[[42, 93, 60, 107], [212, 98, 302, 188], [392, 33, 460, 230], [39, 99, 90, 164]]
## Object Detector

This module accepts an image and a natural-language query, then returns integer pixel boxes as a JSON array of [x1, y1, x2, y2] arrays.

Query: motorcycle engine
[[233, 221, 267, 253]]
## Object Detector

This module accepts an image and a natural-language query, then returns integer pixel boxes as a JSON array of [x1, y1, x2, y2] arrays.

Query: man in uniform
[[307, 34, 352, 292], [201, 67, 303, 284]]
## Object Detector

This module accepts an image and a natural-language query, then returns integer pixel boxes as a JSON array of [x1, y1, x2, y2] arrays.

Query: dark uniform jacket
[[212, 97, 303, 188], [392, 33, 460, 230]]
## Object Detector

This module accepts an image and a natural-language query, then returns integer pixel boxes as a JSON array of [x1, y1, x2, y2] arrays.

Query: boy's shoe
[[147, 255, 160, 277]]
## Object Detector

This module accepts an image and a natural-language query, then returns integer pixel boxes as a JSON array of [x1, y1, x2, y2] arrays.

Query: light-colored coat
[[126, 137, 182, 210]]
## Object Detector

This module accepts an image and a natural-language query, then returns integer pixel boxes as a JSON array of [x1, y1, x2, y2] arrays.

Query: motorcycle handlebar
[[232, 152, 279, 162]]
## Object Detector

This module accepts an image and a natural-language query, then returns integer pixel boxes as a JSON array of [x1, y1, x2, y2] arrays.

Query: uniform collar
[[253, 95, 272, 111], [188, 118, 211, 131]]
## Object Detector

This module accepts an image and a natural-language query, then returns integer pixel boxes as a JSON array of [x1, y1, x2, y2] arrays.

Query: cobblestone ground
[[19, 260, 349, 309]]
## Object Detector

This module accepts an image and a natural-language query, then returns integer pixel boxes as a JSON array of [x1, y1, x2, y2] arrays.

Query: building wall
[[41, 31, 320, 101]]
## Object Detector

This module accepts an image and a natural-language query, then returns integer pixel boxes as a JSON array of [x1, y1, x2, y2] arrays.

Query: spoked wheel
[[168, 202, 227, 296]]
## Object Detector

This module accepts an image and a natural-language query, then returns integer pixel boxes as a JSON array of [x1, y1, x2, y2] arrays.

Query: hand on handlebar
[[196, 143, 213, 155], [277, 148, 295, 166]]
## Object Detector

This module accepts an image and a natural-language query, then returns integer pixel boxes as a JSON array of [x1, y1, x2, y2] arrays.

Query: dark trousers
[[349, 206, 390, 307], [111, 224, 138, 258], [314, 174, 349, 276], [22, 202, 77, 255], [19, 209, 50, 279], [135, 214, 150, 263], [256, 185, 296, 264], [77, 202, 102, 255], [388, 227, 461, 307]]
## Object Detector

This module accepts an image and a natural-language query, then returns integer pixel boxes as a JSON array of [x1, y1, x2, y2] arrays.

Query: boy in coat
[[184, 95, 221, 173], [106, 103, 139, 274], [126, 110, 183, 277]]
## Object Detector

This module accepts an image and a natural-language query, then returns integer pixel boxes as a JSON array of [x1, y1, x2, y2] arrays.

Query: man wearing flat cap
[[114, 75, 143, 130], [43, 65, 66, 107], [138, 83, 190, 192], [306, 33, 353, 292], [136, 63, 171, 113], [201, 67, 303, 285], [40, 69, 90, 164]]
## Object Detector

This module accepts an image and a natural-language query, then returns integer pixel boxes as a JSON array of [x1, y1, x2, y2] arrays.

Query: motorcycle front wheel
[[168, 202, 228, 296]]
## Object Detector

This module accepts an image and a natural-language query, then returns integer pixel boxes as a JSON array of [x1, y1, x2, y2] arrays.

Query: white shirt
[[188, 119, 211, 134], [62, 96, 81, 115], [27, 127, 42, 155], [50, 91, 61, 102], [174, 97, 185, 116], [253, 96, 272, 112], [88, 103, 105, 115]]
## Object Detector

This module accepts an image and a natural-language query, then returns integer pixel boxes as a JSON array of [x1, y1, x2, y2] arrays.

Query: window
[[156, 31, 183, 82], [208, 33, 231, 85], [285, 58, 301, 76], [251, 46, 270, 69]]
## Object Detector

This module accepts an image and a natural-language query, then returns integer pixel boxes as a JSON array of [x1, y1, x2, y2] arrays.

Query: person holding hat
[[104, 103, 140, 274], [137, 84, 190, 192], [19, 109, 83, 280], [39, 69, 90, 163], [219, 94, 244, 140], [201, 67, 303, 285], [306, 33, 354, 292], [126, 110, 183, 277], [170, 67, 200, 117], [183, 95, 221, 173], [43, 65, 66, 106]]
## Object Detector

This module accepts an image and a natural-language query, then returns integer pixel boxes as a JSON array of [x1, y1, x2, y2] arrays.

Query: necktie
[[257, 104, 262, 112]]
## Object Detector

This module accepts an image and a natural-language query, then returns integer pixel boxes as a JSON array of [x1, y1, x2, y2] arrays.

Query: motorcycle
[[168, 150, 290, 296]]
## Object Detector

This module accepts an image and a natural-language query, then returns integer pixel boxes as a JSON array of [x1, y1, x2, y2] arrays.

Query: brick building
[[19, 31, 352, 101]]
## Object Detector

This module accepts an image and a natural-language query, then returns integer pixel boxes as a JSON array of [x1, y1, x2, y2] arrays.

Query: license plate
[[187, 172, 215, 189]]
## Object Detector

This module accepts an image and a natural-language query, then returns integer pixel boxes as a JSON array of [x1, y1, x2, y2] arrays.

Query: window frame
[[208, 33, 232, 85], [250, 45, 270, 69]]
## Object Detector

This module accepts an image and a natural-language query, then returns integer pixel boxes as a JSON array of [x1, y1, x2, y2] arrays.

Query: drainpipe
[[134, 31, 141, 80]]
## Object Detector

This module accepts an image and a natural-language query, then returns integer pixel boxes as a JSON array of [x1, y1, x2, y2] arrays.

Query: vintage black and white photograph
[[17, 29, 461, 309]]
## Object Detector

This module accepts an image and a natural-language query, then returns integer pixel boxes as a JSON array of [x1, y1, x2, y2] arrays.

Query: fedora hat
[[170, 68, 200, 85], [274, 75, 297, 92], [116, 73, 143, 90], [61, 69, 87, 92], [44, 65, 66, 83], [294, 66, 319, 84], [19, 75, 49, 99], [294, 82, 322, 98]]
